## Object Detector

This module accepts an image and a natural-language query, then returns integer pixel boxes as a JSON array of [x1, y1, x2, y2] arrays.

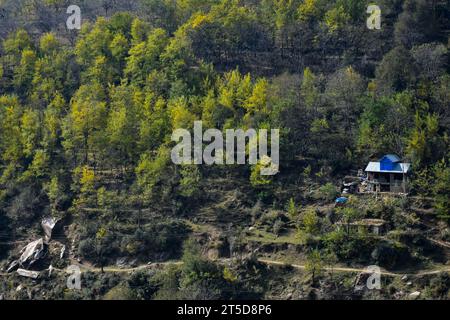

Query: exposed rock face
[[17, 268, 40, 279], [41, 217, 60, 243], [7, 239, 46, 272], [409, 291, 421, 300]]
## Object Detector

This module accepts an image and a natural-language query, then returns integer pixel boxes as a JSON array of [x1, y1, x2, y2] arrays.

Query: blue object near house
[[335, 197, 348, 204]]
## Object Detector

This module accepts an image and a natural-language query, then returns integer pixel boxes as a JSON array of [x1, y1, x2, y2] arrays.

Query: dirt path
[[2, 257, 449, 278], [257, 259, 399, 277], [257, 259, 450, 277], [63, 259, 183, 274], [427, 238, 450, 250], [51, 258, 450, 278]]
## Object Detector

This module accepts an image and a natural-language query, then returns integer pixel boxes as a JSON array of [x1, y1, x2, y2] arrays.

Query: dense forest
[[0, 0, 449, 300]]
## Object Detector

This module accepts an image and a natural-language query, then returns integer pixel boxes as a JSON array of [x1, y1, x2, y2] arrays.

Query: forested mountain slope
[[0, 0, 449, 300]]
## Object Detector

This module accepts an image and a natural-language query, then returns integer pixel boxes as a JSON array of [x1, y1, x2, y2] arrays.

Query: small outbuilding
[[337, 219, 387, 236], [365, 154, 411, 193]]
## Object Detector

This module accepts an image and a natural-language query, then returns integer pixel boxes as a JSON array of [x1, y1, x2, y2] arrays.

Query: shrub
[[104, 285, 138, 300], [371, 240, 412, 269], [273, 219, 284, 236], [324, 230, 376, 263], [287, 197, 298, 220], [424, 273, 450, 299], [316, 183, 339, 202], [78, 238, 95, 259]]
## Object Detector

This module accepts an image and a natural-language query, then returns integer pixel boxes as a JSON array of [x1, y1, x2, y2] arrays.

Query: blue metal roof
[[379, 154, 401, 162], [365, 162, 411, 173]]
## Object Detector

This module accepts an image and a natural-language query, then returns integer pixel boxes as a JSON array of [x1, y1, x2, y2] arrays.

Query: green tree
[[0, 95, 24, 167], [298, 0, 325, 22], [138, 96, 171, 152], [324, 5, 350, 33], [406, 112, 445, 168], [301, 67, 319, 112], [13, 49, 37, 95], [44, 176, 64, 216], [96, 227, 107, 273], [432, 159, 450, 221], [337, 206, 362, 236], [62, 84, 107, 164], [394, 0, 444, 48], [125, 28, 169, 85], [179, 165, 201, 198], [305, 249, 323, 284], [135, 146, 172, 202], [72, 165, 96, 211], [179, 238, 224, 299], [106, 83, 140, 167], [303, 208, 319, 234], [317, 183, 339, 202], [287, 197, 298, 220], [42, 93, 66, 151], [375, 46, 416, 94], [19, 108, 40, 158]]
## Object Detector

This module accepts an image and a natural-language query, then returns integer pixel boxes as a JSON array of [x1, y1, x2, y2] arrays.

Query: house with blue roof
[[365, 154, 411, 193]]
